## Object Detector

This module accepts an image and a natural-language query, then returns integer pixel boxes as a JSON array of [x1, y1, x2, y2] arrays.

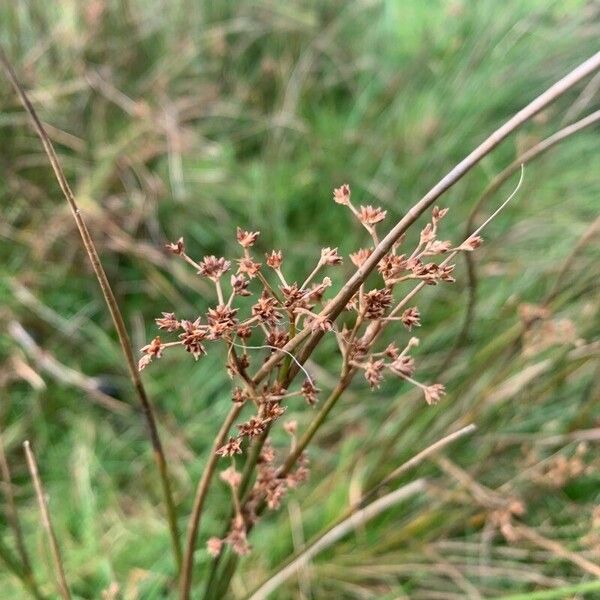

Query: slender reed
[[23, 441, 71, 600], [0, 46, 182, 570]]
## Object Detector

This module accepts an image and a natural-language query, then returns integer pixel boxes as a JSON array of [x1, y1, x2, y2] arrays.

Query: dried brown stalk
[[0, 46, 182, 569], [23, 440, 71, 600]]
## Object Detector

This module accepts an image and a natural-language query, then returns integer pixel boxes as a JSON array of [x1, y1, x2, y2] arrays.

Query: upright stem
[[179, 403, 243, 599], [23, 441, 71, 600], [0, 46, 182, 570]]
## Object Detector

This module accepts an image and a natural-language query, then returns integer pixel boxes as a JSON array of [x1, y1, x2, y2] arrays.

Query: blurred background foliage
[[0, 0, 599, 598]]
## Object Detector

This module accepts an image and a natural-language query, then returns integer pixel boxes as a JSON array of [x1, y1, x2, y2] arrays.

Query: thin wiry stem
[[179, 403, 244, 599], [248, 51, 600, 388], [441, 109, 600, 373], [23, 441, 71, 600], [0, 431, 44, 599], [0, 46, 182, 570]]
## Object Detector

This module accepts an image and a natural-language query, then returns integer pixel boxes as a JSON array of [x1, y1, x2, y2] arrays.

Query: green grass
[[1, 0, 599, 598]]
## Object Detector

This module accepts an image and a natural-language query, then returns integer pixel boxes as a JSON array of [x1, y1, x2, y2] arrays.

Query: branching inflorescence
[[140, 185, 484, 564]]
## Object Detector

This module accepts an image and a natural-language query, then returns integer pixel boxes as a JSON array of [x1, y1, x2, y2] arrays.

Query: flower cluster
[[141, 183, 483, 556]]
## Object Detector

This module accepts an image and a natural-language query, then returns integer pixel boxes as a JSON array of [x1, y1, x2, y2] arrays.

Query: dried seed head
[[231, 273, 251, 296], [359, 205, 387, 225], [384, 343, 399, 359], [420, 223, 435, 245], [333, 183, 351, 205], [364, 288, 393, 320], [232, 387, 249, 405], [266, 329, 289, 349], [350, 248, 373, 267], [459, 235, 483, 251], [283, 420, 297, 435], [236, 227, 260, 248], [301, 379, 320, 405], [432, 206, 449, 223], [236, 324, 252, 339], [426, 240, 452, 254], [206, 305, 238, 339], [378, 254, 407, 283], [237, 256, 261, 278], [138, 336, 163, 370], [237, 417, 266, 438], [266, 250, 283, 269], [423, 383, 446, 405], [252, 291, 281, 326], [155, 312, 180, 332], [401, 307, 421, 330], [166, 237, 185, 255], [390, 355, 415, 377], [226, 520, 251, 555], [364, 357, 385, 389], [320, 247, 343, 266], [216, 437, 243, 457], [197, 255, 231, 280]]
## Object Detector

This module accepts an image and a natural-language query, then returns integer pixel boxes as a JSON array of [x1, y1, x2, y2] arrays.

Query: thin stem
[[0, 46, 182, 570], [23, 441, 71, 600], [179, 403, 244, 599], [0, 429, 33, 577]]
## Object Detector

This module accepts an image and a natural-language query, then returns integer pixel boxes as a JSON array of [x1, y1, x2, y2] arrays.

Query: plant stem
[[0, 46, 182, 571], [179, 403, 243, 599], [23, 441, 71, 600]]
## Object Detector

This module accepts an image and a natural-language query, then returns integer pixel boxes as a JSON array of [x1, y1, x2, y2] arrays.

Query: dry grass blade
[[247, 480, 426, 600], [0, 46, 182, 570], [23, 440, 71, 600], [248, 425, 476, 600]]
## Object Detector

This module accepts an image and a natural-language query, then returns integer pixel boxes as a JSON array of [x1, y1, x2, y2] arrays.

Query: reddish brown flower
[[237, 256, 261, 278], [350, 248, 372, 267], [280, 284, 311, 312], [384, 343, 399, 359], [364, 357, 385, 389], [206, 537, 223, 557], [378, 254, 407, 282], [301, 379, 320, 405], [266, 250, 283, 269], [232, 387, 249, 405], [220, 465, 242, 488], [252, 291, 281, 326], [320, 247, 343, 266], [230, 274, 251, 297], [390, 355, 415, 378], [459, 235, 483, 251], [179, 319, 207, 359], [261, 401, 286, 422], [333, 183, 351, 205], [266, 329, 289, 349], [226, 517, 251, 555], [165, 237, 185, 255], [431, 206, 449, 223], [423, 383, 446, 405], [197, 255, 230, 280], [216, 437, 243, 457], [364, 287, 393, 320], [236, 227, 260, 248], [283, 420, 297, 435], [138, 336, 163, 370], [236, 324, 252, 339], [155, 312, 180, 332], [237, 417, 266, 438], [401, 307, 421, 330], [206, 305, 238, 339], [359, 205, 387, 225]]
